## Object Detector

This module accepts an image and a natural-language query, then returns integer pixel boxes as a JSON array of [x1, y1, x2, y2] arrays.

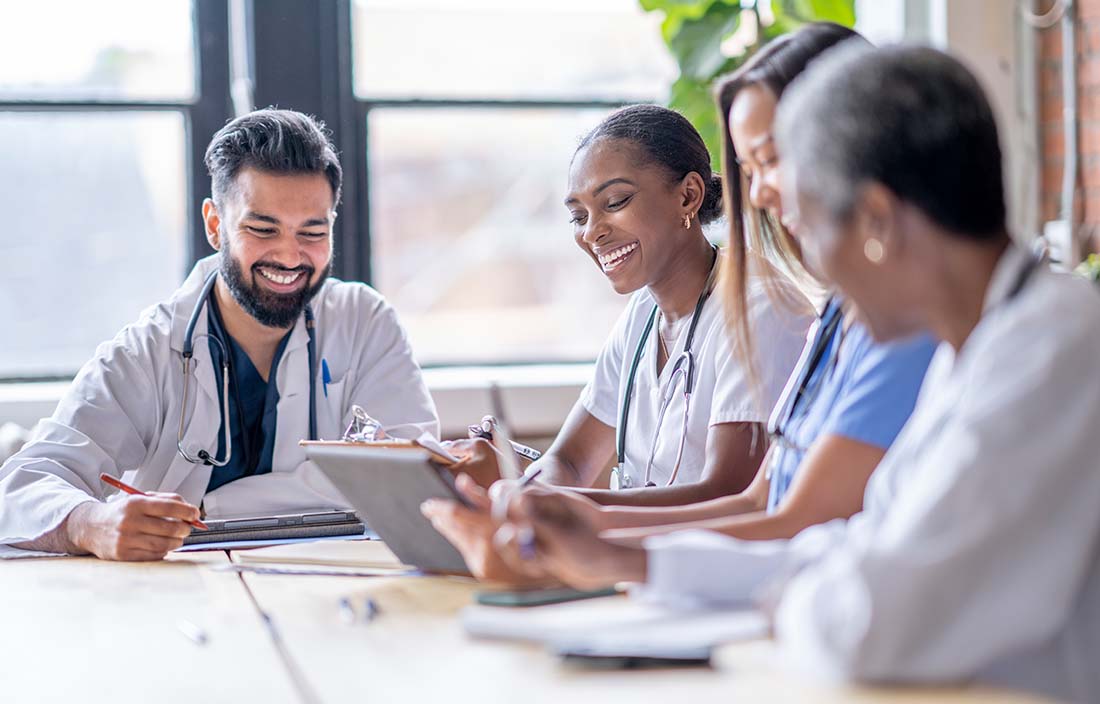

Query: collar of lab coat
[[980, 243, 1030, 315], [160, 255, 320, 492], [167, 255, 314, 381]]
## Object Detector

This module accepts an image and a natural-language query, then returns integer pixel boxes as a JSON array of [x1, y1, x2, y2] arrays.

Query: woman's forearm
[[593, 491, 765, 530], [537, 453, 588, 487], [693, 509, 811, 541]]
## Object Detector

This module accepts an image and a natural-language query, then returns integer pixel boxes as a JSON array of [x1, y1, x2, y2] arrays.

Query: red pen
[[98, 473, 209, 530]]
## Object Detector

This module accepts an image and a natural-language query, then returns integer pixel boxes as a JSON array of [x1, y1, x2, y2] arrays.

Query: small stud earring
[[683, 213, 692, 229], [864, 238, 886, 264]]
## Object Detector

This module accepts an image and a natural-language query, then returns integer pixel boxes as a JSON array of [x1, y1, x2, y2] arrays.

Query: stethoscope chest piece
[[609, 464, 660, 490], [610, 465, 631, 491]]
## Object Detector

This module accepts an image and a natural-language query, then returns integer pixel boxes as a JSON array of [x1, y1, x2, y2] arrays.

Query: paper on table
[[233, 537, 409, 569], [174, 531, 379, 553], [213, 563, 417, 577], [0, 544, 68, 560], [550, 609, 768, 656], [415, 432, 460, 464], [462, 595, 767, 652]]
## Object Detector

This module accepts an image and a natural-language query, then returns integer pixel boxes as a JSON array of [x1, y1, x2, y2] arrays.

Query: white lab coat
[[639, 245, 1100, 702], [0, 255, 439, 544]]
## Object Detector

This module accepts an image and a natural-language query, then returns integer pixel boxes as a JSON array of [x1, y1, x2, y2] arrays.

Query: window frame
[[1, 0, 653, 381], [250, 0, 634, 292]]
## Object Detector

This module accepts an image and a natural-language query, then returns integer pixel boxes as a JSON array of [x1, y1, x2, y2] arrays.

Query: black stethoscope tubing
[[178, 271, 318, 467], [616, 245, 718, 469]]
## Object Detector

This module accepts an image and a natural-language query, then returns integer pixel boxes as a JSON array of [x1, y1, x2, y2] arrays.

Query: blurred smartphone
[[557, 648, 712, 670], [474, 586, 618, 607]]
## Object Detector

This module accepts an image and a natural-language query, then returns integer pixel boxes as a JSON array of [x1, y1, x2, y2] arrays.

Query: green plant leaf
[[640, 0, 716, 43], [668, 3, 742, 80], [805, 0, 855, 25], [641, 0, 855, 172], [775, 0, 855, 25], [669, 76, 723, 172]]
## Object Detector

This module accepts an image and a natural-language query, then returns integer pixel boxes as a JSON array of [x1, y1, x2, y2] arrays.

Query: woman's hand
[[420, 474, 554, 587], [441, 438, 504, 491], [494, 491, 648, 590]]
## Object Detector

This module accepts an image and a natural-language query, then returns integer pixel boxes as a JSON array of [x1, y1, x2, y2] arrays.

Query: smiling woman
[[422, 104, 813, 584], [555, 105, 811, 500]]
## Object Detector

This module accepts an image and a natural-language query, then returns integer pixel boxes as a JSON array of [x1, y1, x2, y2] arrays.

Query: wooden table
[[0, 546, 1054, 704], [0, 551, 296, 703]]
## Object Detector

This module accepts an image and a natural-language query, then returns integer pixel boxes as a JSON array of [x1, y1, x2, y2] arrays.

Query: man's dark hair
[[204, 108, 343, 208], [776, 44, 1007, 240], [576, 104, 723, 225]]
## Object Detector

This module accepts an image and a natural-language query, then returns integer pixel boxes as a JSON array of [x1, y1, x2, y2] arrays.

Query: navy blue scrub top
[[205, 295, 292, 493]]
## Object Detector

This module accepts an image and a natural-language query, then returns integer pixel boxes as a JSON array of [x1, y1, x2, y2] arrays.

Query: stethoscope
[[764, 295, 845, 465], [610, 245, 718, 490], [176, 271, 318, 466]]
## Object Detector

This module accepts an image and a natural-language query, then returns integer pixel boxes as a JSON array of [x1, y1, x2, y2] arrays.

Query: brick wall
[[1038, 0, 1100, 253]]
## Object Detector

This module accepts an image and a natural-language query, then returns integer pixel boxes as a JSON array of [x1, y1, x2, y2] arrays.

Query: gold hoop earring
[[682, 213, 692, 229], [864, 238, 886, 264]]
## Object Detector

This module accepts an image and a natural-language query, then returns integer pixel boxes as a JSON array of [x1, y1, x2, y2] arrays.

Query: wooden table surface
[[0, 544, 1055, 704]]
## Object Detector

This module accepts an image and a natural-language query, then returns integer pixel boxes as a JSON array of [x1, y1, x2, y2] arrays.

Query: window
[[1, 0, 679, 379], [353, 0, 677, 365], [0, 111, 187, 378], [0, 0, 228, 380]]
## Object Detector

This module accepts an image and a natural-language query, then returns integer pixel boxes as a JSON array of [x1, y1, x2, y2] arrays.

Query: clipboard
[[299, 435, 460, 466]]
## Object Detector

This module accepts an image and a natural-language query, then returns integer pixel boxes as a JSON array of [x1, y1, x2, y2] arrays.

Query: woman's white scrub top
[[581, 257, 812, 488]]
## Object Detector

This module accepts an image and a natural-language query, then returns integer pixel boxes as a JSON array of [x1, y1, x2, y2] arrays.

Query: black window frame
[[250, 0, 631, 289]]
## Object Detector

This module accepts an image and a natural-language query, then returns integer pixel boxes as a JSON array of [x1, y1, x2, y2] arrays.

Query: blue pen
[[321, 358, 331, 398]]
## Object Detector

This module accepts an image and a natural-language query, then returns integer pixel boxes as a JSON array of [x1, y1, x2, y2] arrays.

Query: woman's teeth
[[598, 242, 638, 272], [259, 268, 303, 285]]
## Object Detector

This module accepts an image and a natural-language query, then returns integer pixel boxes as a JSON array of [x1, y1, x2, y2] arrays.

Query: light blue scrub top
[[766, 298, 937, 513]]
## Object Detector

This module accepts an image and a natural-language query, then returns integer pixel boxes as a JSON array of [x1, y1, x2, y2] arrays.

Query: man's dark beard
[[219, 249, 329, 329]]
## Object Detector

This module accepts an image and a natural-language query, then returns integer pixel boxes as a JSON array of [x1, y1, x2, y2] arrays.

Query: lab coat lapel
[[273, 315, 311, 472]]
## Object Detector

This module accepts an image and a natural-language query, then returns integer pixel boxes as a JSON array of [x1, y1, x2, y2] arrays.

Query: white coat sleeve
[[773, 314, 1100, 684], [346, 300, 439, 440], [637, 517, 854, 608], [0, 334, 161, 544]]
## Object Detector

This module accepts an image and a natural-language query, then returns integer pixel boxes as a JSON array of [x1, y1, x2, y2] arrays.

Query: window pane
[[352, 0, 675, 101], [0, 112, 188, 378], [0, 1, 195, 101], [369, 107, 629, 365]]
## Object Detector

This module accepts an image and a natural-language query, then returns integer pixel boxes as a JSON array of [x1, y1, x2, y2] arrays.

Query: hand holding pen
[[60, 473, 209, 562]]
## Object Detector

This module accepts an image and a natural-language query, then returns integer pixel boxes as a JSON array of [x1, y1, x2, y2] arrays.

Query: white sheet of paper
[[415, 432, 460, 463], [233, 536, 406, 568], [462, 595, 767, 652], [212, 563, 416, 577]]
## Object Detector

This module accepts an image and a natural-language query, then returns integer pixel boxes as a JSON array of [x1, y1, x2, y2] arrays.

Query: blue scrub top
[[205, 296, 291, 493], [766, 298, 937, 513]]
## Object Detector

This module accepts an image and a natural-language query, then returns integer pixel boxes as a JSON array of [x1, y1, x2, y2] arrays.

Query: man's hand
[[65, 494, 201, 561]]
